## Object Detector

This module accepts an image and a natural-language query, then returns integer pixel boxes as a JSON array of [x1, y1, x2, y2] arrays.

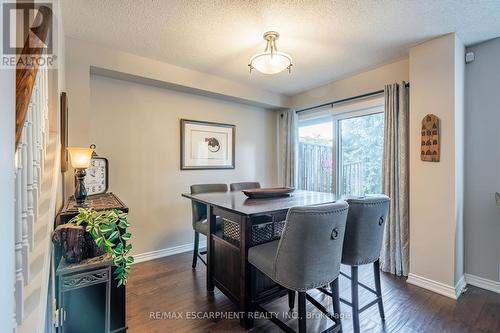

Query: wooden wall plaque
[[421, 114, 440, 162]]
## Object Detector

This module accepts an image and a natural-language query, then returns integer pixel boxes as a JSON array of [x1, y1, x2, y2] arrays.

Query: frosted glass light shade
[[249, 52, 292, 74], [67, 147, 94, 169]]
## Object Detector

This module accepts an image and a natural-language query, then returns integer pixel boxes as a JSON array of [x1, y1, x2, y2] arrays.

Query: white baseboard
[[134, 240, 207, 264], [465, 273, 500, 294], [407, 273, 465, 299]]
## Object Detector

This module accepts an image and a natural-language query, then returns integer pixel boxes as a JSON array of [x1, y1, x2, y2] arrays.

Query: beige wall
[[464, 37, 500, 283], [407, 34, 465, 296], [0, 37, 16, 333], [86, 74, 278, 255], [290, 58, 409, 110], [64, 38, 286, 256]]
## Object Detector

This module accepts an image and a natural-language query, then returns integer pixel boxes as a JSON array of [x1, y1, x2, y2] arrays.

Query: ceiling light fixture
[[248, 31, 292, 74]]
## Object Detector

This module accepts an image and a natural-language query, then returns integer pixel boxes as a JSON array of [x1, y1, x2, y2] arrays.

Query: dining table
[[181, 189, 339, 329]]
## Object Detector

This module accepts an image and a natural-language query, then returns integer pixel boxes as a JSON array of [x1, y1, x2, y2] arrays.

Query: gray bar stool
[[338, 195, 390, 333], [190, 183, 228, 268], [249, 201, 349, 333], [229, 182, 261, 191]]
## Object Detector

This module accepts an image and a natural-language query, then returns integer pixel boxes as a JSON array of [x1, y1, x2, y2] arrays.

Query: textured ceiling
[[62, 0, 500, 95]]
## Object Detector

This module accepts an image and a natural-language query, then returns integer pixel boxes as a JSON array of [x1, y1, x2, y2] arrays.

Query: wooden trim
[[406, 273, 459, 299], [15, 5, 52, 150], [133, 241, 206, 264], [465, 273, 500, 294]]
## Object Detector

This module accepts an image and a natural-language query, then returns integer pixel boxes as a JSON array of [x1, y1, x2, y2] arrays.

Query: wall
[[64, 37, 287, 195], [464, 37, 500, 284], [64, 38, 285, 257], [0, 44, 16, 332], [290, 58, 409, 110], [53, 0, 66, 211], [85, 75, 277, 255], [407, 34, 465, 298]]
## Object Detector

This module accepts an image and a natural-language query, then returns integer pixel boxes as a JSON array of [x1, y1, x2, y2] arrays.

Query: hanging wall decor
[[60, 92, 69, 172], [420, 114, 440, 162], [180, 119, 235, 170]]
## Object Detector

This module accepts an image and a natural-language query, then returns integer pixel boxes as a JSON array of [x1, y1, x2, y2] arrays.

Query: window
[[298, 117, 334, 193], [298, 99, 384, 196]]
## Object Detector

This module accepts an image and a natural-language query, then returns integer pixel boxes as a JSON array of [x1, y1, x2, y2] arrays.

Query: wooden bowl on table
[[242, 187, 295, 199]]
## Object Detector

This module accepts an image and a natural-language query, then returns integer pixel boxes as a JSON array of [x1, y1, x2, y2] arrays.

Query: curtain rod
[[296, 82, 410, 114]]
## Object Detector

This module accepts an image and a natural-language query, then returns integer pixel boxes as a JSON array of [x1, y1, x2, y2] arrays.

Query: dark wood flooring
[[127, 252, 500, 333]]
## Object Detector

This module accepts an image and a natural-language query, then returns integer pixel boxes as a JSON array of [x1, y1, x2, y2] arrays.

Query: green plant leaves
[[95, 237, 104, 248], [108, 230, 120, 242], [99, 224, 113, 233], [68, 208, 134, 287]]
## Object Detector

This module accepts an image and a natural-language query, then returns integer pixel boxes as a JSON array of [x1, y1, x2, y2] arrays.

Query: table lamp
[[67, 147, 94, 207]]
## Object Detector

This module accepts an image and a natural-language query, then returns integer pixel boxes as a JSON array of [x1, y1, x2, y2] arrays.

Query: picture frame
[[60, 92, 69, 172], [180, 119, 235, 170]]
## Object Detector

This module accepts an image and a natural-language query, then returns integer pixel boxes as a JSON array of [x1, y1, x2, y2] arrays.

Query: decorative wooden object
[[420, 114, 440, 162], [52, 224, 105, 264], [242, 187, 295, 199]]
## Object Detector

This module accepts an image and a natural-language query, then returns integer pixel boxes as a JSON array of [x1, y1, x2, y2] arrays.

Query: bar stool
[[338, 195, 390, 333], [190, 183, 228, 268], [229, 182, 261, 191], [248, 201, 349, 333]]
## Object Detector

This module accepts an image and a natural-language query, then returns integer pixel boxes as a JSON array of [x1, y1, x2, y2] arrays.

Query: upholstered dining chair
[[190, 183, 228, 269], [338, 195, 390, 333], [248, 201, 349, 333], [229, 182, 261, 191]]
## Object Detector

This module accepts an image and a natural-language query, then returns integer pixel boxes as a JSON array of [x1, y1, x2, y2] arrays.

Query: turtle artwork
[[205, 137, 221, 152], [420, 114, 440, 162]]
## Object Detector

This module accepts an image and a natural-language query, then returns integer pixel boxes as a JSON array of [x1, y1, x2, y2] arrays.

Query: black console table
[[55, 193, 128, 332], [56, 255, 113, 332]]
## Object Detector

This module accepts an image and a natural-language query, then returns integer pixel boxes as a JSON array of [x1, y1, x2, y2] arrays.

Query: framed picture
[[180, 119, 235, 170], [60, 92, 68, 172]]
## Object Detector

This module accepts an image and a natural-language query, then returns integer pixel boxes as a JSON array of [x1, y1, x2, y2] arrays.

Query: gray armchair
[[190, 183, 228, 268], [249, 201, 349, 333]]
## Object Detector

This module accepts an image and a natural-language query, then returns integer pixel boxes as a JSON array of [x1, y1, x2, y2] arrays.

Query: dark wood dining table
[[181, 190, 339, 328]]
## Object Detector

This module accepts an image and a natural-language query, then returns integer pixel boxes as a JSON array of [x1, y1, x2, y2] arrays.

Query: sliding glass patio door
[[338, 111, 384, 196], [298, 99, 385, 196], [298, 116, 334, 192]]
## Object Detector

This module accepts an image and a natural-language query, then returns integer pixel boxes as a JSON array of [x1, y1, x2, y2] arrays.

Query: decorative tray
[[242, 187, 295, 199]]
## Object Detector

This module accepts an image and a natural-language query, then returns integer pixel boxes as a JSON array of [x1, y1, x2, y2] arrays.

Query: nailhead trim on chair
[[273, 206, 349, 291]]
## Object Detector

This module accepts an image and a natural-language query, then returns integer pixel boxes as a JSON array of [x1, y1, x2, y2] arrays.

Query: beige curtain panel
[[278, 109, 298, 187], [380, 82, 410, 276]]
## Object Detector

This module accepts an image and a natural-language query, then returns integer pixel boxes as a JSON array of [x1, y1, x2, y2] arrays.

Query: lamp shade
[[249, 52, 292, 74], [248, 31, 293, 74], [67, 147, 94, 169]]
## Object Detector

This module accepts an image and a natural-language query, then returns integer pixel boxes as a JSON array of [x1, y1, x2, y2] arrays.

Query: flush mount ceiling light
[[248, 31, 292, 74]]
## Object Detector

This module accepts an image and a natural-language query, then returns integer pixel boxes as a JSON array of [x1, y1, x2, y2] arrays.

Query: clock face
[[84, 157, 108, 195]]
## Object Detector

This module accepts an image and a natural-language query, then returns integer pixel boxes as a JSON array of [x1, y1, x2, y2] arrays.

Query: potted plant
[[69, 208, 134, 286]]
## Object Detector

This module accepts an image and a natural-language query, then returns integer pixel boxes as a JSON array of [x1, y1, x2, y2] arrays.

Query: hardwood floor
[[127, 252, 500, 332]]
